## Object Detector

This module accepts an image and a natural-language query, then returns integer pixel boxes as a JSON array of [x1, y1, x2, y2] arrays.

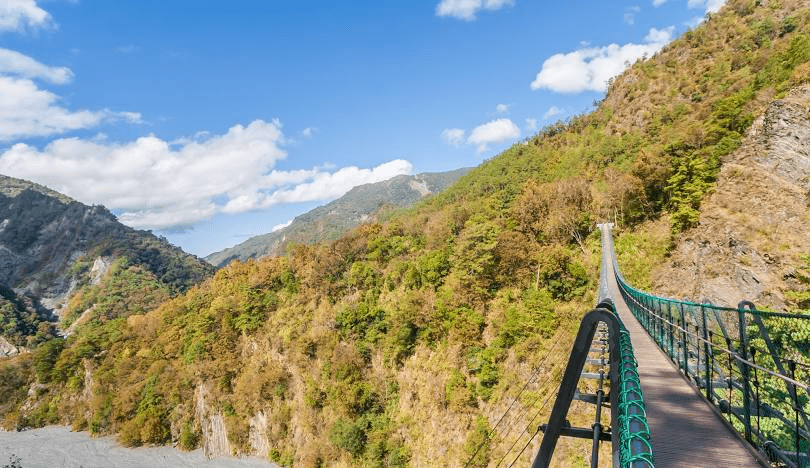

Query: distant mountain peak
[[205, 168, 471, 267], [0, 173, 214, 350], [0, 174, 75, 205]]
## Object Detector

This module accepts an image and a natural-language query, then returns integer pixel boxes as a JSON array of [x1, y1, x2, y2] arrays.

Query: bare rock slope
[[653, 85, 810, 309]]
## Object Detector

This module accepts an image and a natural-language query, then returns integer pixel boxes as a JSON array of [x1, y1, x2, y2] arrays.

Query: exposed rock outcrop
[[195, 384, 232, 458], [248, 412, 270, 457], [0, 336, 19, 357], [654, 85, 810, 308]]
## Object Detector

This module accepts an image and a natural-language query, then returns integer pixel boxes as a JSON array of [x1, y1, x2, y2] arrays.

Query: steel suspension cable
[[508, 426, 541, 468], [485, 337, 567, 451], [497, 387, 557, 467], [463, 332, 566, 468]]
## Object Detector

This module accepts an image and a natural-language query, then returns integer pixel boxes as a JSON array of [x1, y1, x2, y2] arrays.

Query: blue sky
[[0, 0, 724, 257]]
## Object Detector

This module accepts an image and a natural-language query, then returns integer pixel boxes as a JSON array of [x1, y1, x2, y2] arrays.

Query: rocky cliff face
[[653, 85, 810, 309], [0, 185, 120, 309]]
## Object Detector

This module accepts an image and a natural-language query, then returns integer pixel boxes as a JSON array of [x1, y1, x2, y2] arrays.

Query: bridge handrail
[[534, 225, 654, 467], [605, 224, 810, 467], [532, 301, 655, 467], [620, 290, 810, 391]]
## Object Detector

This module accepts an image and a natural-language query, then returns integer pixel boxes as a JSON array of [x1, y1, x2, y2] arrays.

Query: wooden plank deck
[[603, 252, 767, 467]]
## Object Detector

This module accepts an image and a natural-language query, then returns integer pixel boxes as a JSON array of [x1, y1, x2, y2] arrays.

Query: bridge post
[[679, 303, 688, 373], [668, 302, 675, 359], [701, 305, 712, 402], [655, 298, 661, 347], [737, 302, 753, 444]]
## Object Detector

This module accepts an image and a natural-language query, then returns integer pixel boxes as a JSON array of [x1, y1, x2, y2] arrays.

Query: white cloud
[[441, 128, 466, 147], [688, 0, 726, 14], [0, 76, 100, 140], [253, 159, 413, 209], [0, 0, 52, 32], [467, 118, 520, 153], [495, 103, 510, 114], [542, 105, 563, 120], [530, 26, 675, 94], [435, 0, 514, 21], [653, 0, 667, 6], [525, 118, 538, 132], [0, 75, 139, 141], [624, 6, 641, 25], [0, 120, 413, 229], [301, 127, 316, 138], [272, 219, 293, 232], [117, 111, 144, 124], [0, 47, 140, 141], [0, 48, 72, 84]]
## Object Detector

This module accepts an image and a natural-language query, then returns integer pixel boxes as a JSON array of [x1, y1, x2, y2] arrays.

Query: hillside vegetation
[[2, 1, 810, 466]]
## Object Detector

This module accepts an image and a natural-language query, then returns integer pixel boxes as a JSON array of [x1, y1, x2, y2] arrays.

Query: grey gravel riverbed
[[0, 426, 274, 468]]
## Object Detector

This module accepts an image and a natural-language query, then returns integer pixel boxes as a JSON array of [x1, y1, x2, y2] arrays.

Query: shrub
[[330, 417, 367, 457], [33, 339, 64, 383], [462, 416, 491, 468]]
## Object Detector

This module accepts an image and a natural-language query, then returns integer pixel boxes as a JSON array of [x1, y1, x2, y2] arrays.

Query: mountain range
[[205, 168, 471, 267], [0, 174, 214, 355], [0, 1, 809, 466]]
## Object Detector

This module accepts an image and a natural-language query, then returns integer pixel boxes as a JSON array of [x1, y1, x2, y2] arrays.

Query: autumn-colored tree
[[512, 176, 593, 252]]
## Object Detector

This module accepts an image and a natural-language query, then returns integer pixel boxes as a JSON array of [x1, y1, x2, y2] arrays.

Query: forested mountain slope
[[1, 1, 810, 467], [0, 174, 214, 355], [205, 168, 471, 268]]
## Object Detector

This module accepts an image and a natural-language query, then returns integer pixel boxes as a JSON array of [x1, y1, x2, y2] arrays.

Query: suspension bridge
[[526, 224, 810, 467]]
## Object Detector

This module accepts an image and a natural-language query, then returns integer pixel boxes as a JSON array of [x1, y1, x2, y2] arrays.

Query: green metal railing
[[532, 300, 655, 467], [534, 224, 654, 467], [608, 228, 810, 467], [615, 323, 654, 467]]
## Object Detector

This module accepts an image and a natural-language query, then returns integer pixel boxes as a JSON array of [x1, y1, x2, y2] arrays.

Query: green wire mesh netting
[[613, 258, 810, 467], [615, 320, 654, 467]]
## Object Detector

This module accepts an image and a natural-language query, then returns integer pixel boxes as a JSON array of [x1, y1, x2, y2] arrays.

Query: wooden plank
[[604, 264, 767, 468]]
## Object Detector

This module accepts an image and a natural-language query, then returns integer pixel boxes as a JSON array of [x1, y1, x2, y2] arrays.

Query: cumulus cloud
[[251, 159, 413, 210], [441, 128, 466, 147], [495, 103, 510, 114], [435, 0, 514, 21], [0, 0, 52, 32], [0, 48, 72, 84], [0, 47, 140, 141], [543, 105, 563, 121], [0, 75, 140, 141], [688, 0, 726, 14], [0, 120, 413, 229], [467, 118, 520, 153], [442, 119, 520, 153], [530, 26, 675, 94], [653, 0, 667, 6]]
